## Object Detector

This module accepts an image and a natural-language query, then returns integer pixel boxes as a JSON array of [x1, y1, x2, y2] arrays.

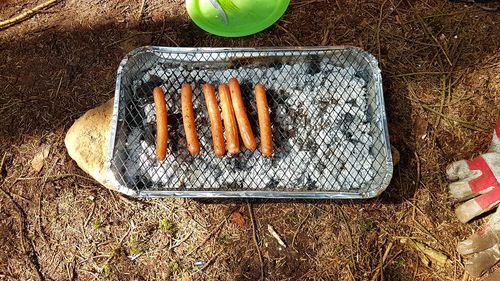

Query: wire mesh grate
[[108, 47, 393, 198]]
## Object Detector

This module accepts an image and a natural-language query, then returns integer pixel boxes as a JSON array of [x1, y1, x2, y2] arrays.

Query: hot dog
[[153, 86, 168, 160], [218, 84, 240, 154], [254, 83, 272, 157], [181, 83, 201, 155], [203, 84, 225, 156], [228, 78, 257, 150]]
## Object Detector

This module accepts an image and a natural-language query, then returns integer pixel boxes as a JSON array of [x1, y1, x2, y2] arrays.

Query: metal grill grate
[[107, 47, 393, 198]]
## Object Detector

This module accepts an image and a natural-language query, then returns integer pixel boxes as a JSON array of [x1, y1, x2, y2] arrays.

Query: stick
[[370, 242, 393, 281], [185, 218, 226, 257], [419, 103, 487, 131], [200, 249, 224, 271], [247, 202, 264, 281], [17, 173, 94, 181], [292, 211, 311, 250], [390, 71, 452, 77], [376, 0, 388, 60], [137, 0, 146, 21], [0, 152, 7, 174], [0, 0, 61, 29], [414, 151, 421, 189], [0, 186, 44, 281], [37, 159, 58, 243], [400, 238, 450, 267], [338, 207, 356, 267]]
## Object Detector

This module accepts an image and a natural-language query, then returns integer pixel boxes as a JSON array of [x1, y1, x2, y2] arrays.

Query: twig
[[292, 210, 311, 250], [290, 0, 323, 8], [200, 248, 224, 271], [38, 158, 58, 243], [382, 250, 403, 271], [402, 8, 476, 25], [0, 186, 44, 281], [415, 12, 452, 66], [247, 202, 264, 281], [0, 0, 61, 29], [321, 26, 330, 46], [104, 31, 153, 48], [414, 152, 421, 189], [275, 24, 300, 45], [117, 224, 133, 246], [163, 33, 180, 47], [169, 231, 193, 250], [347, 264, 356, 281], [338, 207, 356, 268], [435, 76, 448, 128], [390, 71, 452, 77], [185, 218, 226, 257], [83, 202, 96, 228], [17, 173, 94, 181], [0, 152, 7, 175], [54, 74, 64, 98], [370, 242, 393, 281], [419, 103, 488, 131], [137, 0, 146, 22], [477, 4, 499, 12], [376, 0, 388, 60]]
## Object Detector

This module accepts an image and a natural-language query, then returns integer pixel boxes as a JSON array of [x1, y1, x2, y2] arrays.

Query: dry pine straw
[[0, 0, 500, 280]]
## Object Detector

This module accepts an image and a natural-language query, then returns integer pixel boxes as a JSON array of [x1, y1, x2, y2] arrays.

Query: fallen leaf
[[415, 117, 429, 140], [31, 144, 50, 173], [230, 211, 246, 228]]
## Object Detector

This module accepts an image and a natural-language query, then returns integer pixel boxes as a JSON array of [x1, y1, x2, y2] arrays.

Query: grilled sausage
[[255, 83, 272, 157], [229, 78, 257, 150], [153, 86, 168, 160], [181, 83, 201, 155], [218, 84, 240, 154], [203, 83, 225, 156]]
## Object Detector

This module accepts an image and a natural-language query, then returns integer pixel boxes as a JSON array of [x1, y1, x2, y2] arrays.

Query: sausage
[[218, 84, 240, 154], [202, 84, 225, 156], [228, 78, 257, 150], [181, 83, 201, 155], [153, 86, 168, 160], [254, 83, 272, 157]]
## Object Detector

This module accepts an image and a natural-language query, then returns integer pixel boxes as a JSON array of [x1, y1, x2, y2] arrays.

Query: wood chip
[[400, 238, 450, 267], [268, 224, 286, 248], [31, 144, 50, 173]]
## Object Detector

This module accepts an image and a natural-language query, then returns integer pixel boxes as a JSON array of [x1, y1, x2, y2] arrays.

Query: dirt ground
[[1, 0, 499, 280]]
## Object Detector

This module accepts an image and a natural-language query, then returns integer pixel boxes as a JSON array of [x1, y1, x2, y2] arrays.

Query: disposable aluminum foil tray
[[107, 47, 393, 198]]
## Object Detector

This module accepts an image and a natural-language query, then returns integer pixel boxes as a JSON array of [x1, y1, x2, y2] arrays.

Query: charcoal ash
[[124, 59, 376, 191]]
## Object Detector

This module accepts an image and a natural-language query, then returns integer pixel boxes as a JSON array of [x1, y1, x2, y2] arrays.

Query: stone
[[65, 98, 116, 191]]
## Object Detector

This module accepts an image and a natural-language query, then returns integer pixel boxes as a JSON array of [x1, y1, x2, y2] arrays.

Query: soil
[[1, 0, 499, 280]]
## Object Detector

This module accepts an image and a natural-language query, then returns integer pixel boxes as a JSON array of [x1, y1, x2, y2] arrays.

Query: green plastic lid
[[186, 0, 290, 37]]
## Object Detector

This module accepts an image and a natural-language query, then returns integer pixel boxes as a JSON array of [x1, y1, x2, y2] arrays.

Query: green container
[[186, 0, 290, 37]]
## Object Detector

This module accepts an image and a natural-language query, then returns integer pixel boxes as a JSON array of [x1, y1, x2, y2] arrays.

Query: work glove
[[447, 116, 500, 279]]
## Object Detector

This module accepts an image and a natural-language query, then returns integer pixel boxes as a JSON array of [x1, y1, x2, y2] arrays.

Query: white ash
[[124, 59, 375, 191]]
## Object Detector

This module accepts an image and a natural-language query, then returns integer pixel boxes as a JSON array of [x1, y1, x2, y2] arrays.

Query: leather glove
[[447, 116, 500, 278]]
